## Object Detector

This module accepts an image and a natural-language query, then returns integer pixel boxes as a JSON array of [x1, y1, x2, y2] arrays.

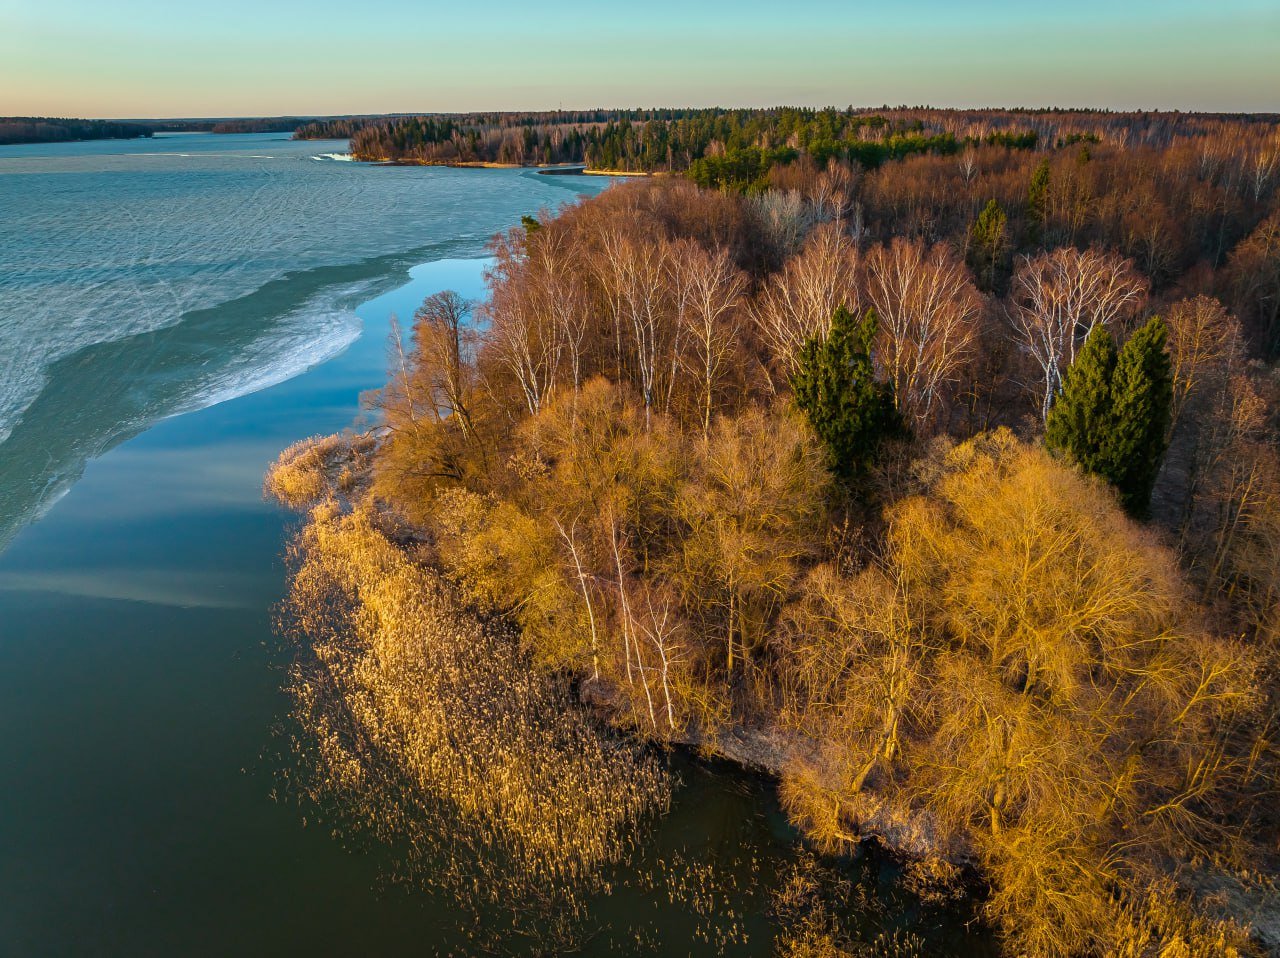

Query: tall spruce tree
[[967, 198, 1009, 293], [1045, 317, 1173, 519], [1104, 316, 1173, 518], [1045, 324, 1118, 475], [1027, 158, 1051, 236], [791, 306, 901, 483]]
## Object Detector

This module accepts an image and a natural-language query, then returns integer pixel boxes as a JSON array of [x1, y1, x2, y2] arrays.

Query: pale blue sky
[[1, 0, 1276, 117]]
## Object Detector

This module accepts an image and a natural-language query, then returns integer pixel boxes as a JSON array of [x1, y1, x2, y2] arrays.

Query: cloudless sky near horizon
[[1, 0, 1277, 117]]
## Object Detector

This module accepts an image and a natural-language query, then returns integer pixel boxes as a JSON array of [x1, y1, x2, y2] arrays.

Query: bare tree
[[553, 514, 601, 682], [385, 314, 421, 430], [1228, 211, 1280, 355], [668, 240, 748, 435], [813, 159, 858, 224], [1008, 247, 1148, 421], [1164, 295, 1243, 433], [485, 229, 565, 415], [526, 224, 592, 397], [591, 230, 676, 425], [751, 223, 860, 379], [638, 582, 683, 732], [747, 189, 816, 260], [862, 238, 983, 433], [412, 290, 480, 436], [1248, 133, 1280, 201]]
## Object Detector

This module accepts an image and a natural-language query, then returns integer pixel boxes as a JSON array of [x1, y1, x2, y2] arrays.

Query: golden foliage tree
[[777, 431, 1264, 957]]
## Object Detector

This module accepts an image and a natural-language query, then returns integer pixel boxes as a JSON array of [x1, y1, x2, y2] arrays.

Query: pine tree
[[1104, 316, 1173, 518], [791, 306, 902, 483], [1045, 324, 1117, 475]]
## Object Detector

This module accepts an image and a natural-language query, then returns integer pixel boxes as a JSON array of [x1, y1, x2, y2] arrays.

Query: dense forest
[[269, 110, 1280, 956], [296, 106, 1032, 170], [0, 116, 154, 145], [206, 117, 308, 134], [0, 115, 329, 145], [297, 106, 1278, 188]]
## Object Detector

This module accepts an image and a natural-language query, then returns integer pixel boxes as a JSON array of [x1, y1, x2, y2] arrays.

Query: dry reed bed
[[275, 496, 670, 909]]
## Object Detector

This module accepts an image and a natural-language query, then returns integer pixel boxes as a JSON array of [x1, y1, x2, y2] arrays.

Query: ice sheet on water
[[0, 132, 610, 542], [168, 298, 362, 418], [0, 135, 581, 438], [0, 281, 370, 551]]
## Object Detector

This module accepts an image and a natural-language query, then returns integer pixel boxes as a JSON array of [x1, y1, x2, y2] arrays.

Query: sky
[[1, 0, 1277, 117]]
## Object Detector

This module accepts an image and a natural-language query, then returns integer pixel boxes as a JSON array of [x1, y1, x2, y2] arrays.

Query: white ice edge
[[168, 299, 365, 420]]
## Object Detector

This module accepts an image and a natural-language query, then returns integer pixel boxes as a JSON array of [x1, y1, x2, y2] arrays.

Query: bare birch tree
[[668, 239, 748, 434], [862, 238, 983, 433], [751, 222, 860, 378], [1008, 247, 1148, 421], [591, 230, 677, 425], [485, 229, 565, 415]]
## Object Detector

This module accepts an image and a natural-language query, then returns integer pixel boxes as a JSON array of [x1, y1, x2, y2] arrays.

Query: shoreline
[[300, 445, 1280, 954], [351, 155, 657, 176], [580, 168, 656, 177], [277, 416, 961, 871]]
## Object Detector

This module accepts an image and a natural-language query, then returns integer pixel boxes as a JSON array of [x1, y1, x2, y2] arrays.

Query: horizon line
[[7, 104, 1280, 123]]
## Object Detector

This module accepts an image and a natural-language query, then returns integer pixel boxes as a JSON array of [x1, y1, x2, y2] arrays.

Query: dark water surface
[[0, 139, 996, 956]]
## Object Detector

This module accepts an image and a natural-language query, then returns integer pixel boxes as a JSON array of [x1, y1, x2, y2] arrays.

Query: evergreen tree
[[1045, 324, 1118, 475], [1104, 316, 1173, 518], [791, 306, 902, 482], [1027, 158, 1051, 234], [1045, 318, 1173, 519], [967, 198, 1009, 293]]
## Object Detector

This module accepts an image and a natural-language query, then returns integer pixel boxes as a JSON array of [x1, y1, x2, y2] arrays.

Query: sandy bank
[[360, 156, 658, 176], [581, 168, 657, 177]]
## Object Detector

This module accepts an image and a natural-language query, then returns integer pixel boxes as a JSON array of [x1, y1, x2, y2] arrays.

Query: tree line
[[0, 115, 331, 144], [294, 106, 1276, 188], [296, 106, 1049, 171], [207, 117, 308, 134], [0, 117, 154, 145], [269, 109, 1280, 957]]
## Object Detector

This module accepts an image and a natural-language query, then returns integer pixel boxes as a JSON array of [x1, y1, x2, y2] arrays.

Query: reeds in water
[[276, 504, 671, 934]]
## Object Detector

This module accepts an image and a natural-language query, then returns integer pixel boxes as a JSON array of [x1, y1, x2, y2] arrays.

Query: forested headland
[[269, 110, 1280, 957], [295, 106, 1277, 186]]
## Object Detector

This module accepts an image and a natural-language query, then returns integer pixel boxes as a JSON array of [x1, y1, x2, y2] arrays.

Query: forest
[[206, 117, 309, 134], [297, 106, 1275, 186], [269, 110, 1280, 956], [0, 116, 155, 145], [0, 115, 337, 145], [296, 106, 1031, 170]]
